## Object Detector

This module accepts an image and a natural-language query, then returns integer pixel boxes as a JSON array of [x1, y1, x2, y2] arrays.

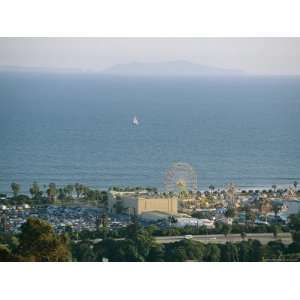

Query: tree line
[[1, 213, 300, 262], [0, 182, 109, 207]]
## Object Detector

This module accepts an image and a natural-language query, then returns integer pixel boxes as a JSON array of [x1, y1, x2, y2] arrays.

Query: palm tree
[[168, 191, 174, 197], [271, 202, 282, 217], [258, 197, 270, 214], [222, 224, 231, 239], [241, 232, 247, 241], [294, 181, 298, 191], [63, 184, 74, 198], [209, 185, 215, 193], [47, 183, 57, 203], [272, 184, 277, 193], [29, 182, 40, 199], [114, 199, 124, 214], [82, 186, 90, 200], [11, 182, 20, 197], [271, 224, 280, 239], [74, 183, 85, 199], [246, 209, 256, 225], [168, 216, 177, 226], [100, 191, 108, 210], [224, 206, 235, 219], [179, 190, 188, 199], [57, 188, 66, 201]]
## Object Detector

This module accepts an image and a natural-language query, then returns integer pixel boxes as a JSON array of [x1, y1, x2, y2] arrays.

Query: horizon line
[[0, 63, 300, 77]]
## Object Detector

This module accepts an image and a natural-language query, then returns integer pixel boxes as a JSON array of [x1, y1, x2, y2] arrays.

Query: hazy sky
[[0, 38, 300, 75]]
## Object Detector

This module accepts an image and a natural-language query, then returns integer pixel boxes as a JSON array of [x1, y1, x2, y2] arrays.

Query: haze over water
[[0, 72, 300, 193]]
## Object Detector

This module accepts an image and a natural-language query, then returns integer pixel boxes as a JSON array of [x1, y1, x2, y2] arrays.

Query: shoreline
[[1, 182, 299, 197]]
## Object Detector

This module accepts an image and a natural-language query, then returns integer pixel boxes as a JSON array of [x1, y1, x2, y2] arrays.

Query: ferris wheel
[[164, 162, 198, 194]]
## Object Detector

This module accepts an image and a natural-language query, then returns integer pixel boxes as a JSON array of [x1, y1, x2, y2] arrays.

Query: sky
[[0, 38, 300, 75]]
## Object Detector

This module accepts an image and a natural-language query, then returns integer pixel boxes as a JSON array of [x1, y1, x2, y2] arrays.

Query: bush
[[0, 244, 12, 261]]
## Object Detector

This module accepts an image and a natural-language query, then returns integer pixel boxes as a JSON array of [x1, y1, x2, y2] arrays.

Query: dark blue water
[[0, 72, 300, 193]]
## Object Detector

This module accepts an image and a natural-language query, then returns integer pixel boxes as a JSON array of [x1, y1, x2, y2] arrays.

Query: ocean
[[0, 72, 300, 194]]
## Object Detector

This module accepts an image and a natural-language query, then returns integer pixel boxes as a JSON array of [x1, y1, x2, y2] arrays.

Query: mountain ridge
[[0, 61, 246, 76], [103, 60, 245, 76]]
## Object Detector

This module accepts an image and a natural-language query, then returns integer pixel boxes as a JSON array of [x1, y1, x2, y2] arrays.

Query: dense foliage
[[0, 182, 109, 207], [0, 218, 71, 262], [1, 214, 300, 262]]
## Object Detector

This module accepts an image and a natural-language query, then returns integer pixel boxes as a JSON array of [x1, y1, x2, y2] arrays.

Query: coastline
[[1, 182, 299, 197]]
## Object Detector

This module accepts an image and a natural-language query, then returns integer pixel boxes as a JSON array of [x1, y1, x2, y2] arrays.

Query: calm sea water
[[0, 72, 300, 193]]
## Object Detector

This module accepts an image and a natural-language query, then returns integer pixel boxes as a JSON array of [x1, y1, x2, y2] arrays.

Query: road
[[154, 232, 292, 245], [87, 232, 292, 245]]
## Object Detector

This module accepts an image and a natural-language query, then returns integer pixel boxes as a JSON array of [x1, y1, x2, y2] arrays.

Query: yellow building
[[108, 191, 178, 215]]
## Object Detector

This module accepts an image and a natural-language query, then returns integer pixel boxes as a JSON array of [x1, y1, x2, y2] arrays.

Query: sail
[[133, 116, 139, 125]]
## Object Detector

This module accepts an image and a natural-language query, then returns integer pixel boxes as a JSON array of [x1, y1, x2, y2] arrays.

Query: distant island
[[103, 60, 245, 77], [0, 60, 245, 77]]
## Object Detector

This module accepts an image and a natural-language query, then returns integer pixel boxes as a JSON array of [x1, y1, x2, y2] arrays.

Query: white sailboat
[[133, 115, 139, 125]]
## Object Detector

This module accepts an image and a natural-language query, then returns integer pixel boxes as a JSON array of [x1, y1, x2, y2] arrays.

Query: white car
[[184, 235, 193, 240], [255, 220, 269, 225]]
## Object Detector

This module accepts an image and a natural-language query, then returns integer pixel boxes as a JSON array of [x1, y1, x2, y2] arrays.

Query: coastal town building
[[174, 217, 215, 228], [108, 191, 178, 215]]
